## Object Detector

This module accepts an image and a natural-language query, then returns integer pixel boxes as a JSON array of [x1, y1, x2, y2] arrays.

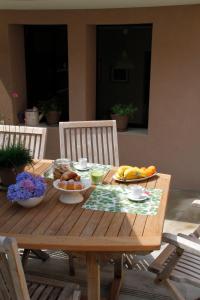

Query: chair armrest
[[178, 233, 200, 245], [163, 233, 200, 256]]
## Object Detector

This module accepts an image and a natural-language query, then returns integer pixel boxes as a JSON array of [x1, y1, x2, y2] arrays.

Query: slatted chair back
[[0, 125, 47, 159], [59, 120, 119, 166], [0, 236, 30, 300]]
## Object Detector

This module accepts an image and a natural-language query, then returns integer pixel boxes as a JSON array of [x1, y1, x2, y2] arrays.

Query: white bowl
[[17, 196, 44, 208], [53, 178, 91, 204]]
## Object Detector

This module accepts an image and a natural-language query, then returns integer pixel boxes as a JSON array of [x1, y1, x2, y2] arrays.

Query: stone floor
[[26, 189, 200, 300]]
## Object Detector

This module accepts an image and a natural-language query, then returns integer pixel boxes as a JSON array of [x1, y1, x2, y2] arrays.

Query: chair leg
[[68, 254, 76, 276]]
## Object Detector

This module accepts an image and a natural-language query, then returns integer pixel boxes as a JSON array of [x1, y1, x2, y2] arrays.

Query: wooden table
[[0, 160, 171, 300]]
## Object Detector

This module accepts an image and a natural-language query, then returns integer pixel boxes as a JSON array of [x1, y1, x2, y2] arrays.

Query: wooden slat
[[76, 128, 82, 159], [32, 201, 66, 235], [81, 211, 105, 237], [21, 191, 59, 234], [92, 128, 98, 163], [118, 214, 137, 237], [86, 127, 93, 162], [102, 127, 108, 164], [97, 127, 103, 164], [106, 213, 126, 237], [57, 203, 84, 235], [68, 210, 94, 236], [107, 127, 114, 166], [94, 212, 115, 236], [45, 204, 76, 235], [81, 128, 87, 158], [70, 128, 77, 161]]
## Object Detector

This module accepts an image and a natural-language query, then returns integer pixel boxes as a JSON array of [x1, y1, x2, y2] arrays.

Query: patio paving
[[25, 189, 200, 299]]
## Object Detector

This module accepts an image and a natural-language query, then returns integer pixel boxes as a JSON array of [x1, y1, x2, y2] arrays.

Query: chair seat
[[149, 244, 200, 288], [26, 274, 80, 300]]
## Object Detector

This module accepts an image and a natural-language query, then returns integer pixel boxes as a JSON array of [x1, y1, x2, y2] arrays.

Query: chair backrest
[[0, 125, 47, 159], [59, 120, 119, 166], [0, 236, 30, 300]]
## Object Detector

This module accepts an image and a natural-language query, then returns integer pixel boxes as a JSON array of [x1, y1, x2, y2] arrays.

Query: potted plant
[[39, 96, 62, 125], [111, 103, 137, 131], [0, 144, 33, 186], [7, 172, 47, 207]]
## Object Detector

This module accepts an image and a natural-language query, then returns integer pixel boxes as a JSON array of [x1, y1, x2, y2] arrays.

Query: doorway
[[24, 25, 69, 122]]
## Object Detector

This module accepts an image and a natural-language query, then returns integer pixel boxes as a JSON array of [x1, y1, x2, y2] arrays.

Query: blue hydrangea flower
[[7, 172, 47, 202]]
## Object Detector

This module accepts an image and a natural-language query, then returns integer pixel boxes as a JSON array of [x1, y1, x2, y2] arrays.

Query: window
[[96, 24, 152, 128]]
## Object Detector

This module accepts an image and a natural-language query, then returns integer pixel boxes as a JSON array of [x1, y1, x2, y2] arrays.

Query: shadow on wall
[[0, 80, 14, 124]]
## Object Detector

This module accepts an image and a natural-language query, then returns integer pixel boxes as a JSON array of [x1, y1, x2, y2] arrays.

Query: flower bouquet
[[7, 172, 47, 207]]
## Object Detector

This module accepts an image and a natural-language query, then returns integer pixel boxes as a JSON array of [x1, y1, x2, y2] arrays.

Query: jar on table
[[53, 158, 72, 180]]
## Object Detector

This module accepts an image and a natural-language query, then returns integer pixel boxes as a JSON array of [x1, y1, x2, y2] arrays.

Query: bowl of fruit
[[113, 165, 157, 182], [53, 170, 91, 204]]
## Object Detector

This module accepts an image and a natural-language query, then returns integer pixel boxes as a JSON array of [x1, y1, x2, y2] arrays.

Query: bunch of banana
[[115, 165, 141, 180]]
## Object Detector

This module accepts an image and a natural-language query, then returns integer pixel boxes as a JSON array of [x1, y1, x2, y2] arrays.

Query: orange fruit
[[139, 167, 147, 178], [145, 165, 157, 177]]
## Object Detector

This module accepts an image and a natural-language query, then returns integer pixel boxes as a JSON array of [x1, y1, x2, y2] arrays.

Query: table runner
[[83, 185, 162, 215]]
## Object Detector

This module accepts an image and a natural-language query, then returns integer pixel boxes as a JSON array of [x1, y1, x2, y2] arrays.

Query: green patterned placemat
[[83, 185, 162, 215]]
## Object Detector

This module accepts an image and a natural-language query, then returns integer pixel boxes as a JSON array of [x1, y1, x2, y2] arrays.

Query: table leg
[[86, 253, 100, 300], [109, 254, 123, 300]]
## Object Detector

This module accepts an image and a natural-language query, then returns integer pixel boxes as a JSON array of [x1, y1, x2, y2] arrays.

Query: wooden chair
[[0, 236, 81, 300], [0, 125, 47, 159], [59, 120, 119, 166], [0, 125, 48, 267], [148, 225, 200, 300], [59, 120, 119, 275]]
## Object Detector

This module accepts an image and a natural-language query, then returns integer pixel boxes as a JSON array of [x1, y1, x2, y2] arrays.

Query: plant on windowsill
[[39, 96, 63, 125], [111, 103, 137, 131], [7, 172, 47, 207], [0, 144, 33, 186]]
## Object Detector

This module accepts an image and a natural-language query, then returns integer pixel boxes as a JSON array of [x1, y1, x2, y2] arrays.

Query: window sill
[[117, 128, 148, 136]]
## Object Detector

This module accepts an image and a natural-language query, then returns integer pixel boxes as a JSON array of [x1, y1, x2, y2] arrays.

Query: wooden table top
[[0, 160, 171, 253]]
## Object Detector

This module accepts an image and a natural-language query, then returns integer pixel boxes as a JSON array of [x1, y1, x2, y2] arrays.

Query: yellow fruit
[[139, 168, 147, 178], [124, 167, 140, 180], [116, 165, 131, 178]]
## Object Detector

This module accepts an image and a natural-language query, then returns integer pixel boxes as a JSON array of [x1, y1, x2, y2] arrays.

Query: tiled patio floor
[[26, 189, 200, 300]]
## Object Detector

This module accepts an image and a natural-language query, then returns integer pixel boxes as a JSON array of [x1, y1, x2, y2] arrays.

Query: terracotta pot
[[0, 165, 25, 186], [111, 114, 129, 131], [46, 111, 61, 125]]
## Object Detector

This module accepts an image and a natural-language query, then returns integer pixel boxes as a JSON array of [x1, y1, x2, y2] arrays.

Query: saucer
[[73, 163, 90, 171], [127, 193, 149, 202]]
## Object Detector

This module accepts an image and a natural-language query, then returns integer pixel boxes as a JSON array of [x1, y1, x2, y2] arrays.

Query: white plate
[[113, 173, 158, 183], [53, 178, 91, 204], [127, 193, 150, 202], [73, 163, 90, 171]]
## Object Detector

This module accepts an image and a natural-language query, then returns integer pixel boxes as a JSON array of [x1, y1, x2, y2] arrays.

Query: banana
[[116, 165, 131, 178], [124, 167, 141, 180]]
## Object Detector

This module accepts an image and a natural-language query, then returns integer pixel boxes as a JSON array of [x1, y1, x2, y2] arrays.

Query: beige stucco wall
[[0, 6, 200, 189]]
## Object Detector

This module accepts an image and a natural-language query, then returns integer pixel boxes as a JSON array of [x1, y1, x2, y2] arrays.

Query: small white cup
[[129, 186, 144, 197], [78, 157, 87, 169]]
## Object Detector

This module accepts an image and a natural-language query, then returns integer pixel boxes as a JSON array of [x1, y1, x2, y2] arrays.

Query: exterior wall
[[0, 6, 200, 189]]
